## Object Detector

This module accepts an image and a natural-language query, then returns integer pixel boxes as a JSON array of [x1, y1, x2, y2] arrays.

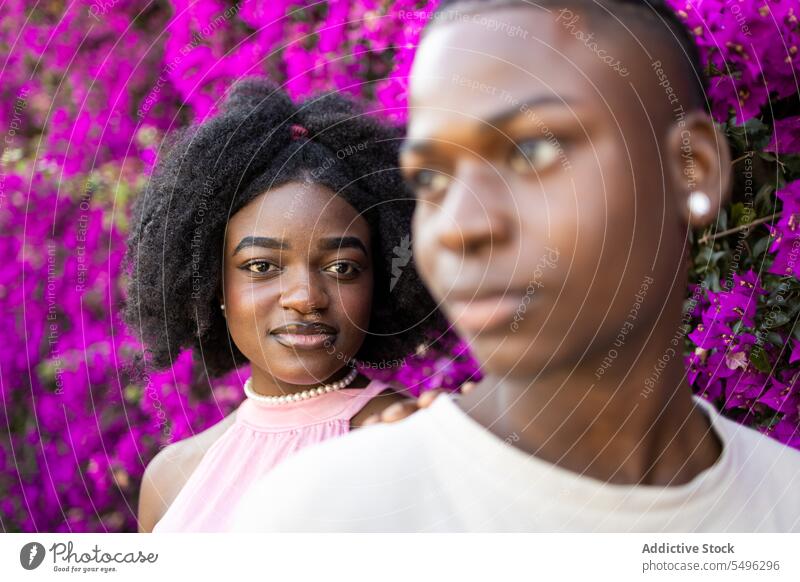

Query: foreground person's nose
[[435, 167, 512, 255]]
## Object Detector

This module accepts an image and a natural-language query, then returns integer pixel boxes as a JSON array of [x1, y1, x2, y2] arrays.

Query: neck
[[459, 324, 722, 486], [249, 365, 365, 397]]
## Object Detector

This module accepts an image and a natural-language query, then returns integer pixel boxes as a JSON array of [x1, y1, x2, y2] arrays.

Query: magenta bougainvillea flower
[[669, 0, 800, 123], [768, 181, 800, 276], [766, 116, 800, 155], [704, 289, 758, 327]]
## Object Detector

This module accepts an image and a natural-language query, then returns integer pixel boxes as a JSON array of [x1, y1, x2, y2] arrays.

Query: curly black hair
[[124, 79, 445, 378]]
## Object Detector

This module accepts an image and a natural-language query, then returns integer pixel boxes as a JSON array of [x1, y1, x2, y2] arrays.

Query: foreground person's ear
[[665, 110, 732, 228]]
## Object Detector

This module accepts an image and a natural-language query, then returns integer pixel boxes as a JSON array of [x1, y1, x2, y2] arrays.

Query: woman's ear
[[217, 291, 226, 318], [665, 110, 732, 228]]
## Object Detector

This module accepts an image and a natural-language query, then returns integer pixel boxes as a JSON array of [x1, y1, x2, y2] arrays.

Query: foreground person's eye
[[241, 260, 279, 275], [324, 261, 362, 279], [407, 168, 451, 197], [509, 138, 562, 174]]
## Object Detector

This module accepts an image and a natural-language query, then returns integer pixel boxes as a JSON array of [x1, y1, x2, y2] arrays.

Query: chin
[[254, 338, 346, 383], [273, 362, 346, 386]]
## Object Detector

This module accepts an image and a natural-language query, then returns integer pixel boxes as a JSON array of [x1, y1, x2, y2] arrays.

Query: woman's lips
[[271, 333, 336, 350], [269, 322, 338, 350], [447, 292, 524, 333]]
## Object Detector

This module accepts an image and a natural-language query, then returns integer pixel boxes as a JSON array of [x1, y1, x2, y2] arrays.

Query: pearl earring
[[687, 191, 711, 219], [220, 304, 225, 311]]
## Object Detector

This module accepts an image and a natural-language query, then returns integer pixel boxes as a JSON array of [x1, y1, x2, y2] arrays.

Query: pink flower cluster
[[686, 181, 800, 448], [669, 0, 800, 124], [686, 267, 800, 447]]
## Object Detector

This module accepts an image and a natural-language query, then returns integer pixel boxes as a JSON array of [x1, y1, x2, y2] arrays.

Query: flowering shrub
[[667, 0, 800, 448], [0, 0, 797, 532]]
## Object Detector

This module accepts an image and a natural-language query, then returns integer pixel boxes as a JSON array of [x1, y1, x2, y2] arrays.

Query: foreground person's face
[[222, 182, 373, 385], [403, 7, 687, 378]]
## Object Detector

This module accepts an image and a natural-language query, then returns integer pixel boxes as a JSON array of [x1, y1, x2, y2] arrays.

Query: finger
[[417, 389, 443, 408], [362, 414, 381, 426], [380, 400, 418, 423], [460, 381, 477, 394]]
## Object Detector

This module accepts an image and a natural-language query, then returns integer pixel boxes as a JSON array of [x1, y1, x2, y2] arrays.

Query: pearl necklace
[[243, 367, 359, 405]]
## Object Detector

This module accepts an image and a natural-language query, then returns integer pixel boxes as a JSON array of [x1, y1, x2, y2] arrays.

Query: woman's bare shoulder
[[138, 410, 238, 532]]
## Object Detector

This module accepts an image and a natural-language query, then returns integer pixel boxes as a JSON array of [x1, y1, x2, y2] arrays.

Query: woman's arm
[[137, 412, 238, 532], [137, 450, 174, 533]]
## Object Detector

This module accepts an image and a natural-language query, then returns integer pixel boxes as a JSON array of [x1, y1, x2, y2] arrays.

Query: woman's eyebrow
[[233, 236, 288, 255], [318, 236, 368, 255]]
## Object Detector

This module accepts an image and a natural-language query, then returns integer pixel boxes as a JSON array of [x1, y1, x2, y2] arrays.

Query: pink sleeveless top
[[153, 378, 389, 532]]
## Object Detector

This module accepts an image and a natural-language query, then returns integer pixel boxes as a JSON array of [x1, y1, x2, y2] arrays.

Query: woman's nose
[[278, 271, 329, 314]]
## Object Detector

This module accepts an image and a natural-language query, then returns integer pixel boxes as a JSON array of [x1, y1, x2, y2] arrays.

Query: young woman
[[124, 79, 444, 532], [231, 0, 800, 531]]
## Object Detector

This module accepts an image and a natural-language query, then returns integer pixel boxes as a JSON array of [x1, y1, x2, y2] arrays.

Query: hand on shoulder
[[359, 382, 476, 426]]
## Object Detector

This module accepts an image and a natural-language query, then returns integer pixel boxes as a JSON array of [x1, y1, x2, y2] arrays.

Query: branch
[[698, 212, 783, 245]]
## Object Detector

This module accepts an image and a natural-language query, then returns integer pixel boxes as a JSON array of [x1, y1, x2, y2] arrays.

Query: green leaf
[[752, 235, 771, 258], [750, 346, 772, 373], [716, 210, 728, 231], [765, 310, 791, 328], [124, 384, 142, 404], [743, 117, 768, 135], [711, 250, 728, 265], [707, 270, 721, 292], [767, 331, 785, 347], [755, 183, 776, 209], [730, 202, 745, 226]]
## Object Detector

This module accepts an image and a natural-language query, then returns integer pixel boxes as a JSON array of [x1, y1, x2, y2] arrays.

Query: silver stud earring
[[687, 191, 711, 219]]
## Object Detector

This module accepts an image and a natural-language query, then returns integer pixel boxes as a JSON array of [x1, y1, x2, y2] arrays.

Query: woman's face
[[222, 181, 373, 385]]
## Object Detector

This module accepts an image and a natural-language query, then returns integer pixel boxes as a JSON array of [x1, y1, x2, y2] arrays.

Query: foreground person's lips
[[446, 291, 526, 333], [270, 322, 337, 351]]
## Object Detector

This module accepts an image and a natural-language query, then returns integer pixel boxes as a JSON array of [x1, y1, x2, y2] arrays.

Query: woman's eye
[[407, 169, 451, 196], [242, 260, 278, 275], [325, 261, 361, 279], [509, 139, 562, 174]]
